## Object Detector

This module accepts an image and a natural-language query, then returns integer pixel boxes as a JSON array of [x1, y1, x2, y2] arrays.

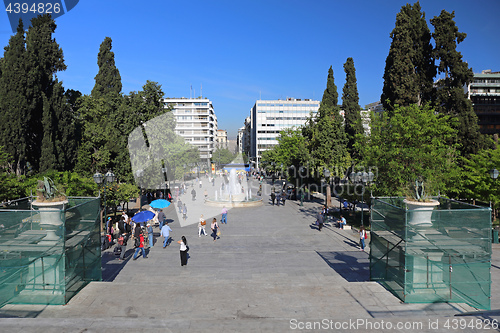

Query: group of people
[[314, 207, 367, 251], [197, 207, 227, 242], [270, 191, 287, 206], [109, 210, 189, 266]]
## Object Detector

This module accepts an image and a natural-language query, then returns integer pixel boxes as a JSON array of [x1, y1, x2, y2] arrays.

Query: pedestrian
[[158, 209, 166, 230], [271, 192, 276, 206], [117, 218, 131, 261], [147, 222, 154, 248], [317, 210, 324, 232], [281, 191, 286, 206], [182, 204, 187, 220], [198, 215, 207, 237], [199, 179, 202, 188], [211, 218, 219, 242], [221, 206, 228, 224], [133, 232, 147, 260], [204, 189, 208, 199], [191, 188, 196, 201], [359, 226, 367, 251], [178, 236, 189, 266], [161, 223, 173, 248], [178, 199, 183, 214]]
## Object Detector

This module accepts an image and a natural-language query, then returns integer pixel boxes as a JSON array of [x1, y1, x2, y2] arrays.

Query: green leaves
[[362, 104, 459, 197]]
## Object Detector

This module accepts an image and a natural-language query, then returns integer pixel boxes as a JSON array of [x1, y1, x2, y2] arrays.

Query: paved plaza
[[1, 177, 500, 332]]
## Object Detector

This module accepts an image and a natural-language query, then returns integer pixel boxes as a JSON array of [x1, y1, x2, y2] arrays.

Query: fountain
[[205, 169, 262, 207]]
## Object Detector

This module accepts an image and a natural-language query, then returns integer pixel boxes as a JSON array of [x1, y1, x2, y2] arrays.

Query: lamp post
[[324, 167, 331, 208], [490, 168, 498, 215], [93, 170, 116, 234], [349, 170, 374, 226]]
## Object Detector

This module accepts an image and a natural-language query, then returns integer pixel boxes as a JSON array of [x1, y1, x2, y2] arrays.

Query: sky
[[1, 0, 499, 138]]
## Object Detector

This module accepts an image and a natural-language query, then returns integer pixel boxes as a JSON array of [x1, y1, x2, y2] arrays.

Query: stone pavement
[[0, 178, 500, 332]]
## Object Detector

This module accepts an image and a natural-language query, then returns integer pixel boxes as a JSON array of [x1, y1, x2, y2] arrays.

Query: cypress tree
[[308, 66, 350, 176], [381, 2, 435, 112], [91, 37, 122, 98], [430, 10, 484, 156], [342, 57, 363, 160], [25, 14, 66, 171], [318, 66, 338, 119], [0, 19, 29, 176]]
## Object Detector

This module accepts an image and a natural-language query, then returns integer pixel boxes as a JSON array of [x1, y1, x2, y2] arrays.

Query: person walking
[[178, 236, 189, 266], [281, 191, 286, 206], [161, 223, 173, 248], [177, 199, 183, 214], [116, 218, 132, 261], [359, 226, 367, 251], [133, 232, 147, 260], [317, 210, 324, 232], [271, 192, 276, 206], [147, 222, 154, 248], [191, 188, 196, 201], [221, 206, 228, 224], [211, 218, 219, 242], [198, 215, 207, 237], [182, 204, 187, 221], [158, 209, 166, 230]]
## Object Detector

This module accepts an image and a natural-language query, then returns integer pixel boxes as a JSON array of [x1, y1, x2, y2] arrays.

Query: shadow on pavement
[[101, 248, 134, 282], [317, 251, 370, 282]]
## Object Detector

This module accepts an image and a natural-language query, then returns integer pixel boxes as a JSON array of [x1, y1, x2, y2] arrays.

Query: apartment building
[[468, 70, 500, 135], [163, 98, 217, 164], [215, 129, 228, 149], [249, 98, 319, 168]]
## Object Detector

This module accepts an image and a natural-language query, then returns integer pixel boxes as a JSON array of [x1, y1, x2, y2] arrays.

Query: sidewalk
[[0, 178, 498, 332]]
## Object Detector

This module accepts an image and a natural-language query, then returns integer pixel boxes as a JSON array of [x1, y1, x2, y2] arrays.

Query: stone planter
[[403, 199, 440, 227], [32, 200, 68, 242]]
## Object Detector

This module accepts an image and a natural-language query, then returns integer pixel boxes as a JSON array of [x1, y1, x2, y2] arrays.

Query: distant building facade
[[216, 129, 228, 149], [468, 70, 500, 135], [237, 126, 244, 154], [249, 98, 319, 168], [163, 97, 217, 164]]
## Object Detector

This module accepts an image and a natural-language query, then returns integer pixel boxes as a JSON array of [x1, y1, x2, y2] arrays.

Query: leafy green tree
[[461, 145, 500, 217], [91, 37, 122, 98], [430, 10, 485, 157], [360, 104, 459, 196], [0, 19, 30, 176], [342, 57, 363, 160], [212, 147, 236, 166], [75, 93, 122, 176], [381, 2, 435, 112]]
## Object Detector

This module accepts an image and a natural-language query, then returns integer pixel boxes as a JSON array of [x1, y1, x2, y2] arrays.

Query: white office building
[[250, 98, 320, 168], [163, 98, 217, 164]]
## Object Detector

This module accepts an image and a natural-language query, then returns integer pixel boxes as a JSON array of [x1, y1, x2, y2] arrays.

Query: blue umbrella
[[131, 210, 155, 223], [150, 199, 171, 209]]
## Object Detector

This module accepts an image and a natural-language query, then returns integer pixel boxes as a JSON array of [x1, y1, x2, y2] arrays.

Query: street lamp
[[324, 167, 331, 208], [93, 170, 116, 233], [490, 169, 498, 212], [349, 170, 374, 226]]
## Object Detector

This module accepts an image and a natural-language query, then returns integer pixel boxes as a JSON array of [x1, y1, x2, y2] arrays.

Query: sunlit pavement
[[0, 177, 499, 332]]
